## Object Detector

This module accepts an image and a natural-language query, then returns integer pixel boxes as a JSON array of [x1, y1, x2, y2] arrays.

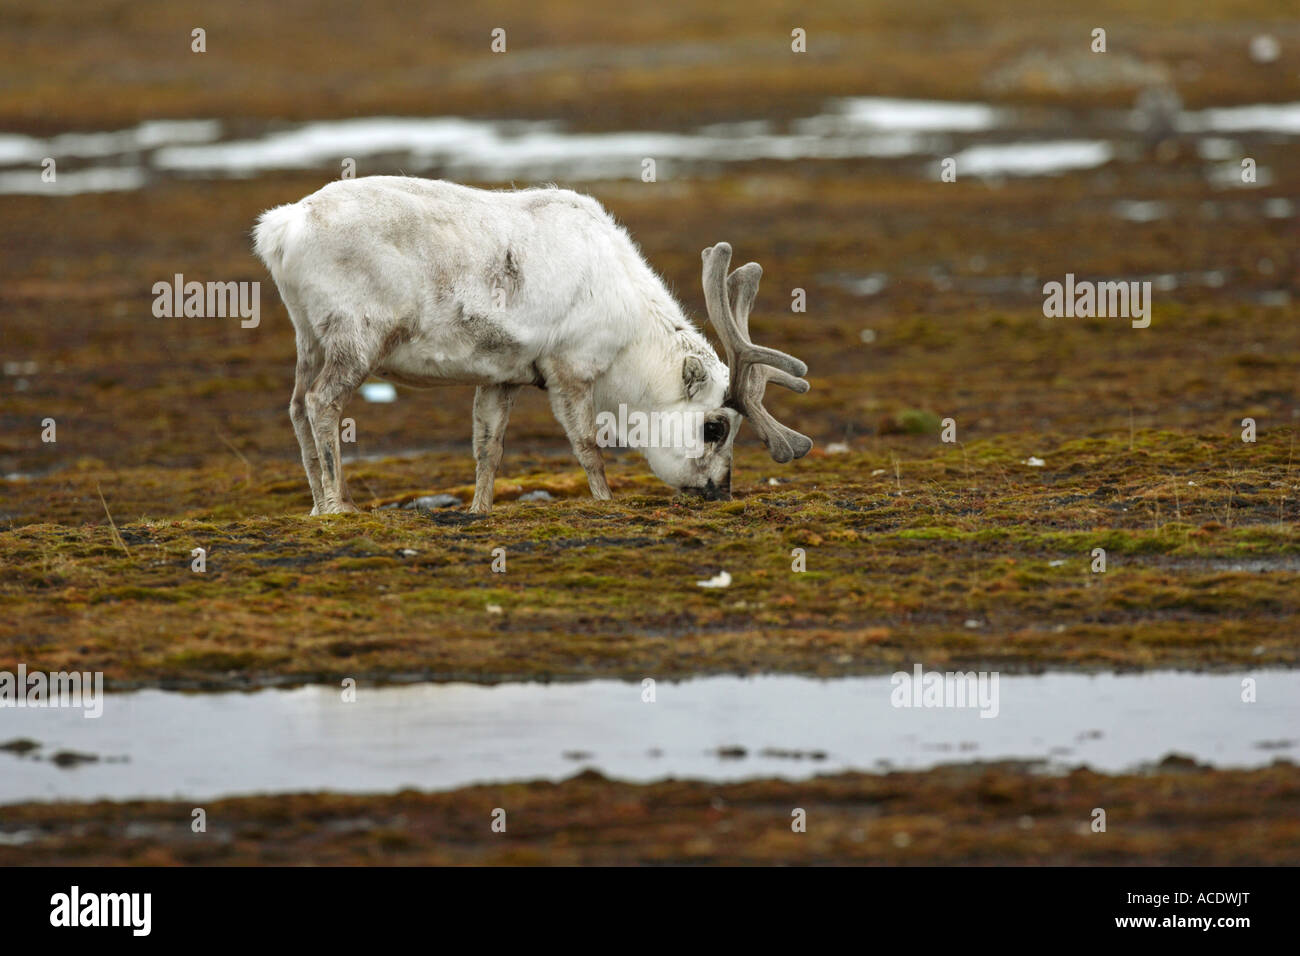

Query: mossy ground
[[3, 168, 1297, 686], [3, 0, 1299, 131], [4, 761, 1298, 865], [2, 432, 1299, 687]]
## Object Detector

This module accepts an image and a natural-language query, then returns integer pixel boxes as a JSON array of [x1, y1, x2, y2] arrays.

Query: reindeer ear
[[682, 354, 709, 400]]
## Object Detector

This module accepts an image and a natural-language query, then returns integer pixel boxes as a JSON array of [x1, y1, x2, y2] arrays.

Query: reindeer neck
[[594, 299, 716, 417]]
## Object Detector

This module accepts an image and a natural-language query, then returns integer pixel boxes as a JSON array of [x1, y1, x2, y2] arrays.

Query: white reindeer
[[252, 176, 811, 514]]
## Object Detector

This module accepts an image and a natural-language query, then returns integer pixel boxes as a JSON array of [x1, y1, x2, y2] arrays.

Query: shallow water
[[5, 96, 1297, 194], [1178, 102, 1300, 134], [0, 670, 1293, 804], [947, 140, 1114, 177]]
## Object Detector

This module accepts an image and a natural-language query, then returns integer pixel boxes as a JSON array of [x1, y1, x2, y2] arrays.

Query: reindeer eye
[[703, 419, 728, 443]]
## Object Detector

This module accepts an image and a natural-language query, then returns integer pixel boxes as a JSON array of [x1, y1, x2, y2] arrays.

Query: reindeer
[[251, 176, 811, 514]]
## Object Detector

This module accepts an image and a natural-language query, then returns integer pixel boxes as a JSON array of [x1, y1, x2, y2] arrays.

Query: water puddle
[[13, 96, 1300, 194], [1177, 102, 1300, 135], [146, 107, 935, 181], [7, 97, 1300, 195], [0, 119, 220, 163], [0, 166, 148, 196], [811, 97, 1005, 132], [947, 140, 1114, 178], [0, 670, 1293, 805]]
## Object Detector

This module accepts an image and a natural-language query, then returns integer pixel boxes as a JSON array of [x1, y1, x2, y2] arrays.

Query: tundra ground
[[1, 0, 1296, 865], [3, 763, 1298, 866], [3, 170, 1297, 686]]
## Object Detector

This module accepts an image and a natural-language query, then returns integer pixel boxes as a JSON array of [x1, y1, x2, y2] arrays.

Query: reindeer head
[[644, 242, 812, 500]]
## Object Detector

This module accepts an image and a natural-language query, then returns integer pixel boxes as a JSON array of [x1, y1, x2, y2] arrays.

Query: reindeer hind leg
[[284, 296, 327, 515], [304, 317, 382, 515]]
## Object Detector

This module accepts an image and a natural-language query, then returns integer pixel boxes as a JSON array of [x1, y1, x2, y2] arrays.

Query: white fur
[[253, 176, 737, 513]]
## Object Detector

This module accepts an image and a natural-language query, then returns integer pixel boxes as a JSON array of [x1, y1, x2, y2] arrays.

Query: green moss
[[90, 586, 187, 604]]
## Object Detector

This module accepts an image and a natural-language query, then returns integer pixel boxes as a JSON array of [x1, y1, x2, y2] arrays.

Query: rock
[[1250, 34, 1280, 64], [518, 490, 554, 502], [406, 494, 462, 510], [50, 750, 99, 768]]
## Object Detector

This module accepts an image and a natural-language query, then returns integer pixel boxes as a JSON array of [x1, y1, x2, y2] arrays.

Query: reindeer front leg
[[545, 376, 612, 501], [471, 384, 522, 514]]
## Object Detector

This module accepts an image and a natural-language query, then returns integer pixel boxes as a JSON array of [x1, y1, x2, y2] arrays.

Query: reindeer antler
[[701, 242, 813, 463]]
